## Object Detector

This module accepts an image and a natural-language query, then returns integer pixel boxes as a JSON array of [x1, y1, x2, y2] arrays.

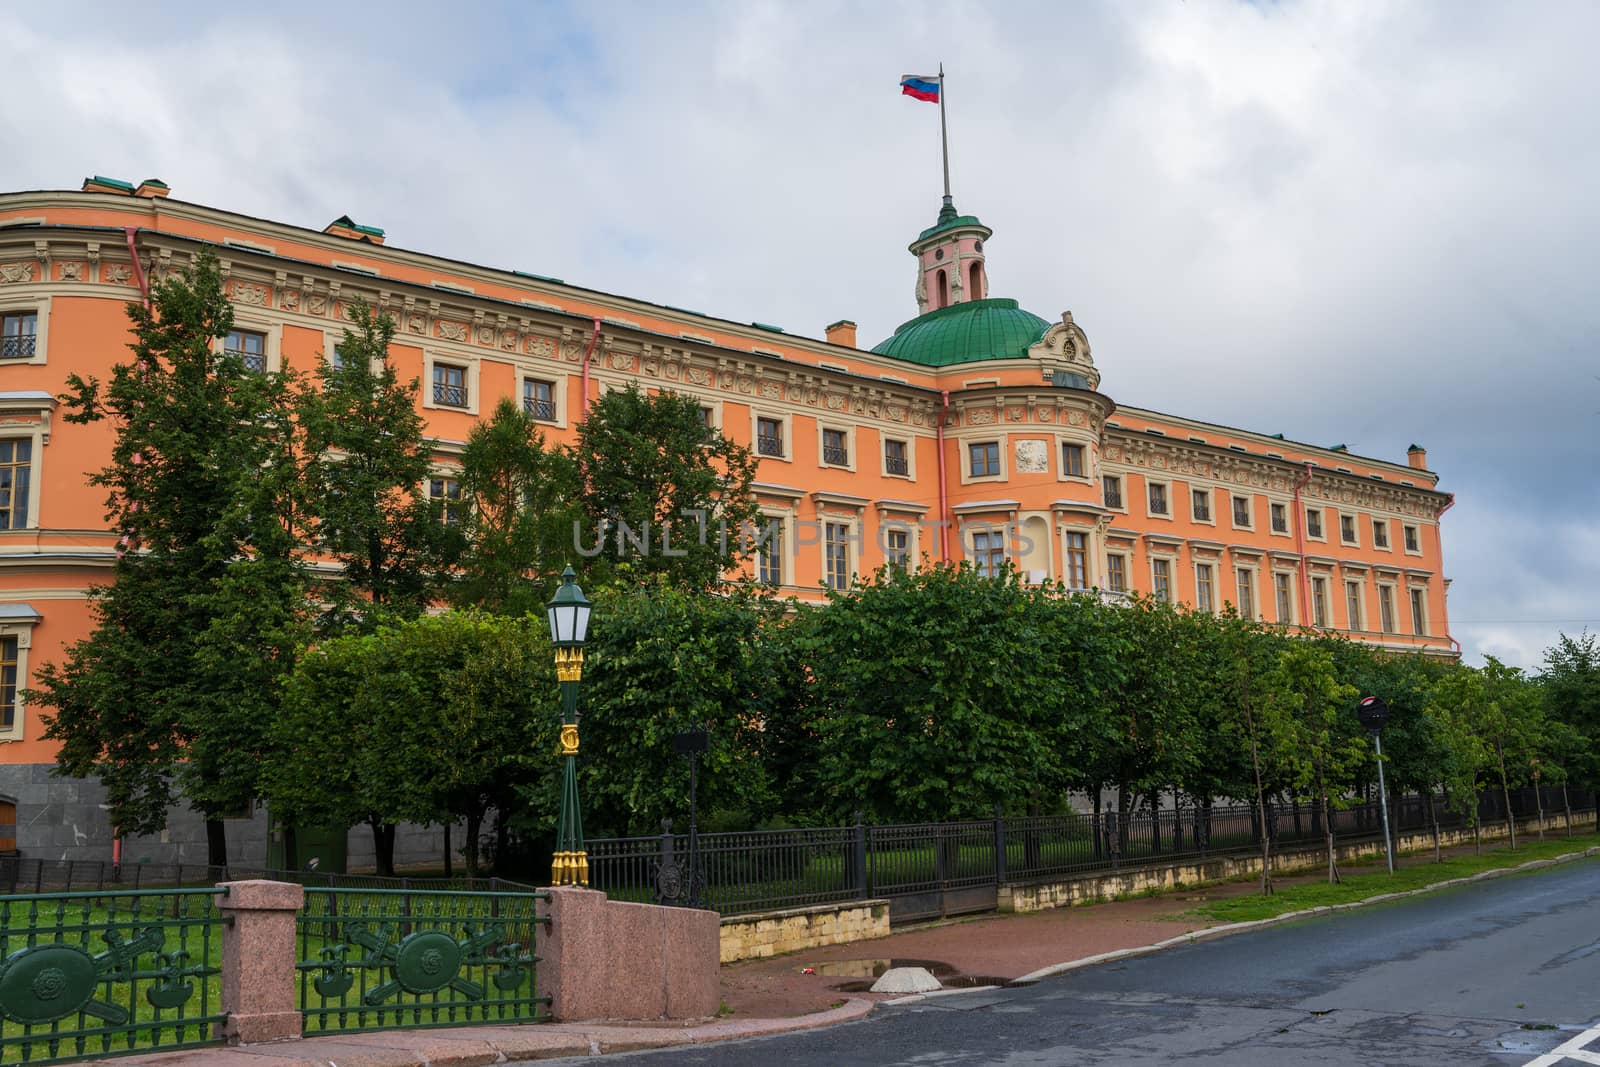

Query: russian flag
[[900, 75, 940, 103]]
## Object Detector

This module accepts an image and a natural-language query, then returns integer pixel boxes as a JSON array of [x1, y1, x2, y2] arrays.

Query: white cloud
[[6, 0, 1596, 668]]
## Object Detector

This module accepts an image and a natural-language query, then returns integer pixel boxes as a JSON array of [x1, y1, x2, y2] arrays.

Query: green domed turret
[[870, 298, 1049, 367]]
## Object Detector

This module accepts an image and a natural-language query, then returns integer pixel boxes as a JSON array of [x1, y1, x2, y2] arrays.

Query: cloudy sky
[[7, 1, 1596, 669]]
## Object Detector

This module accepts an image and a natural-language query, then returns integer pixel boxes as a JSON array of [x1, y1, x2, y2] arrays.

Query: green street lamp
[[546, 566, 593, 886]]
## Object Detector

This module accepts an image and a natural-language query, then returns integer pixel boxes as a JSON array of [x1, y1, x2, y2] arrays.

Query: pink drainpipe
[[1292, 462, 1313, 626]]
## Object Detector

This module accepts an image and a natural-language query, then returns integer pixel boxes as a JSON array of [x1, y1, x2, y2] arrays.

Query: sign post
[[1358, 696, 1395, 875]]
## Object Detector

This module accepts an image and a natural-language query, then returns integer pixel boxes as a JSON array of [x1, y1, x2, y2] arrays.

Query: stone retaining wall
[[719, 899, 891, 963], [1000, 810, 1587, 913]]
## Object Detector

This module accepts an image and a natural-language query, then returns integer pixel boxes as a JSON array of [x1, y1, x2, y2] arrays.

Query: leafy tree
[[31, 250, 305, 865], [1541, 631, 1600, 784], [448, 397, 579, 615], [795, 564, 1067, 823], [1265, 644, 1362, 883], [297, 302, 456, 628], [571, 385, 760, 588], [264, 612, 554, 874]]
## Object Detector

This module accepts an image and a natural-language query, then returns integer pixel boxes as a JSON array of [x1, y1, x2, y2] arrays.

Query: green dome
[[870, 298, 1049, 367]]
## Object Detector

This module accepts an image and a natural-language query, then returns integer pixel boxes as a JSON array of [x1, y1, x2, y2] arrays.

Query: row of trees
[[30, 252, 760, 869], [260, 565, 1596, 883], [29, 253, 1600, 882]]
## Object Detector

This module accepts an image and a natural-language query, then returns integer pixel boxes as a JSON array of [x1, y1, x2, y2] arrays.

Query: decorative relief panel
[[526, 337, 554, 358], [279, 289, 301, 312], [104, 264, 132, 285], [437, 321, 469, 342], [968, 407, 996, 426], [229, 281, 269, 306], [407, 314, 428, 334], [307, 293, 329, 316], [1015, 440, 1049, 473], [0, 263, 35, 284], [58, 262, 85, 282]]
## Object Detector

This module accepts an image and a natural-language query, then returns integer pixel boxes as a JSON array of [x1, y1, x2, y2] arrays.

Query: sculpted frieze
[[437, 321, 468, 342], [58, 262, 85, 282], [0, 263, 35, 284], [104, 264, 132, 285]]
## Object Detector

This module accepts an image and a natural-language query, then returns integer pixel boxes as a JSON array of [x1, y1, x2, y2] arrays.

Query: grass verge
[[1185, 831, 1600, 923]]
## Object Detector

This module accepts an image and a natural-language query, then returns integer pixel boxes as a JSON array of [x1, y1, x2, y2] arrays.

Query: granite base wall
[[0, 762, 458, 872], [719, 899, 892, 963]]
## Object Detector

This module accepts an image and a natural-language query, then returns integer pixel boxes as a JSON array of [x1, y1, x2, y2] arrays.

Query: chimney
[[134, 178, 170, 198], [323, 215, 386, 244], [825, 319, 857, 348], [1407, 444, 1427, 470], [82, 175, 134, 195]]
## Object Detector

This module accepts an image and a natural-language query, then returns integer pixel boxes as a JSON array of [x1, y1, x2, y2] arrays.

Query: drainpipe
[[937, 390, 951, 562], [123, 227, 150, 308], [580, 317, 601, 417], [1292, 462, 1313, 627], [1436, 493, 1460, 659]]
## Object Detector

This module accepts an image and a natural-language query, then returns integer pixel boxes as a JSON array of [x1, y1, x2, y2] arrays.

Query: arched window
[[968, 261, 983, 301], [936, 269, 949, 308]]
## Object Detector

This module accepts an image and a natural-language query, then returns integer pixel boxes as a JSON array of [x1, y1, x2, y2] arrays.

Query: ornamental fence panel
[[587, 786, 1596, 923], [0, 860, 534, 898], [0, 888, 224, 1066], [295, 887, 550, 1035]]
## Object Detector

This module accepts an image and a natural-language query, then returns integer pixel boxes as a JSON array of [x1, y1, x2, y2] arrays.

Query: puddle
[[795, 958, 1024, 993]]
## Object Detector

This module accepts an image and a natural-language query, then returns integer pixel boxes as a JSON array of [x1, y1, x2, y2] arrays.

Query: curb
[[1012, 844, 1600, 985]]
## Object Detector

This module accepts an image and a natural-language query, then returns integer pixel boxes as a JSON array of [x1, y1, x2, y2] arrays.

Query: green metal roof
[[870, 298, 1049, 367], [916, 213, 988, 242]]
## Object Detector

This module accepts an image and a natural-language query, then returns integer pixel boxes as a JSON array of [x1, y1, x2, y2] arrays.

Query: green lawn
[[1185, 832, 1600, 924]]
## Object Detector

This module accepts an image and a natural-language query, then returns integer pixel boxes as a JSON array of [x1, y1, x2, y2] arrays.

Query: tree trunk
[[1533, 782, 1546, 842], [1430, 789, 1442, 863], [1563, 784, 1574, 837], [1116, 783, 1132, 857], [1091, 789, 1103, 861], [1321, 788, 1340, 884], [370, 818, 397, 876], [443, 820, 453, 878], [282, 823, 299, 872], [494, 806, 510, 872], [465, 808, 484, 877], [205, 818, 228, 872], [1497, 746, 1516, 850]]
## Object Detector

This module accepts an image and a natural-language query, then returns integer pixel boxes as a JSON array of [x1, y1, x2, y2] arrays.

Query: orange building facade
[[0, 178, 1455, 863]]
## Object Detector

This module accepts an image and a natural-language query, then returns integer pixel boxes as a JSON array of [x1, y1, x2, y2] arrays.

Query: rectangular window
[[1340, 514, 1358, 545], [697, 406, 713, 427], [756, 416, 784, 457], [757, 518, 784, 586], [969, 441, 1000, 478], [1410, 587, 1427, 636], [1270, 502, 1288, 534], [0, 633, 17, 732], [972, 529, 1005, 577], [432, 362, 468, 407], [0, 439, 32, 530], [1061, 442, 1086, 478], [1404, 524, 1420, 553], [1312, 576, 1329, 627], [885, 526, 910, 568], [1378, 585, 1396, 633], [1, 311, 39, 360], [428, 476, 463, 526], [1151, 558, 1172, 602], [523, 378, 557, 421], [1064, 531, 1088, 590], [884, 439, 909, 476], [824, 522, 850, 590], [1106, 553, 1127, 593], [1345, 580, 1364, 630], [1372, 519, 1390, 550], [822, 428, 850, 466], [1191, 489, 1212, 522], [1196, 563, 1214, 613], [1147, 481, 1169, 516], [225, 328, 267, 373], [1232, 494, 1252, 529], [1306, 507, 1324, 539], [1236, 568, 1255, 619], [1103, 475, 1123, 509], [1274, 572, 1293, 624]]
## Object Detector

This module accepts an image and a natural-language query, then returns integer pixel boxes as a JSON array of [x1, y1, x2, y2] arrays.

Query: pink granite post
[[537, 888, 719, 1021], [216, 879, 304, 1044]]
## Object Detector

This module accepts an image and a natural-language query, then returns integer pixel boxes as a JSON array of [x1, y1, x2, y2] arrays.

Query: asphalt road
[[531, 857, 1600, 1066]]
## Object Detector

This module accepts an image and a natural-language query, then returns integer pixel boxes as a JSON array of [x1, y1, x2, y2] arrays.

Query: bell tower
[[909, 201, 993, 315]]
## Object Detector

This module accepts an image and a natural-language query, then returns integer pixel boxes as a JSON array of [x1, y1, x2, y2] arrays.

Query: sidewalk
[[101, 841, 1577, 1065]]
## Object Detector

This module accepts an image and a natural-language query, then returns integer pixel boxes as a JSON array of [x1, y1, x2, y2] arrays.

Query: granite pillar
[[216, 879, 304, 1043]]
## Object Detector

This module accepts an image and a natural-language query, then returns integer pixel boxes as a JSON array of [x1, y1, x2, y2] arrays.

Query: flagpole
[[938, 63, 952, 208]]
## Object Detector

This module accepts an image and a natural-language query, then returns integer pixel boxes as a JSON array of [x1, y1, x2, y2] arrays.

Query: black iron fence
[[0, 859, 535, 897], [590, 786, 1597, 922]]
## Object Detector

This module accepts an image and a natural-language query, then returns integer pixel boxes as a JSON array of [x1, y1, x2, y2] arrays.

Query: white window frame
[[0, 409, 48, 532], [1190, 487, 1214, 526], [752, 410, 793, 462], [962, 438, 1005, 484], [969, 524, 1008, 576], [881, 435, 916, 480], [1408, 583, 1429, 636], [1056, 437, 1091, 483], [1345, 578, 1365, 631], [822, 517, 859, 589], [0, 609, 39, 741], [423, 353, 479, 415], [817, 423, 856, 471], [1235, 565, 1259, 620], [1339, 512, 1360, 547], [1377, 582, 1398, 633], [1062, 529, 1091, 591], [1371, 517, 1391, 552], [1145, 478, 1172, 520], [1231, 493, 1255, 531], [1273, 570, 1297, 626], [753, 509, 790, 587], [1105, 551, 1129, 593], [0, 294, 49, 367], [1310, 575, 1330, 628], [1149, 555, 1175, 602], [1268, 500, 1290, 537], [1102, 473, 1127, 513], [219, 311, 284, 374], [1403, 524, 1423, 556], [522, 375, 568, 427], [1194, 561, 1216, 614], [1305, 505, 1327, 542]]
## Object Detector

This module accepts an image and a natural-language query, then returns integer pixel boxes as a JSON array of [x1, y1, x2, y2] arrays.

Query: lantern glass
[[546, 567, 591, 648]]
